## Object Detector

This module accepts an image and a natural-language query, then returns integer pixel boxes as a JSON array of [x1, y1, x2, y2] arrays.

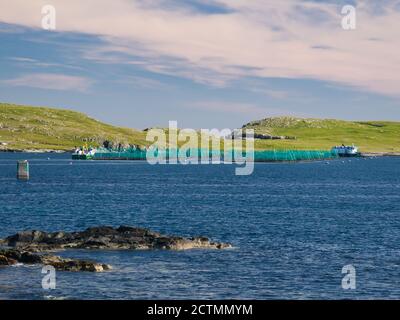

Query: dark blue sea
[[0, 153, 400, 300]]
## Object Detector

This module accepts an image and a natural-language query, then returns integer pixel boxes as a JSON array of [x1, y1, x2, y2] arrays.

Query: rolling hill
[[1, 103, 400, 153], [0, 103, 148, 151], [243, 116, 400, 153]]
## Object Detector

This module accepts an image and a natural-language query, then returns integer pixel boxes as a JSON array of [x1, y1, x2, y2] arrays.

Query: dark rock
[[0, 255, 17, 266], [41, 255, 112, 272], [0, 249, 21, 261], [0, 226, 231, 272], [0, 248, 111, 272], [6, 230, 46, 246], [3, 225, 230, 251], [19, 251, 43, 264]]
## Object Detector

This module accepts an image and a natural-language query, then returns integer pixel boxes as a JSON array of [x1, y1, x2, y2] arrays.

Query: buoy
[[17, 160, 29, 180]]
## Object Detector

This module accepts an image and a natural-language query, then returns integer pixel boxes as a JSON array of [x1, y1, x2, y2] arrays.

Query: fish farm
[[72, 147, 339, 162]]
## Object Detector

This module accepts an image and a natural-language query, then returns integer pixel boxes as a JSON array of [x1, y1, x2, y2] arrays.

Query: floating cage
[[253, 149, 338, 162], [93, 149, 146, 160], [89, 147, 338, 162]]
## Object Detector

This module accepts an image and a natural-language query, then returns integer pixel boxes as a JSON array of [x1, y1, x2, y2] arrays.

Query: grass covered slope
[[1, 103, 399, 153], [0, 103, 148, 151], [245, 116, 400, 153]]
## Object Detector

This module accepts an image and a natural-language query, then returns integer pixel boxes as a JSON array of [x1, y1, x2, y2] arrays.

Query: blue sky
[[0, 0, 399, 129]]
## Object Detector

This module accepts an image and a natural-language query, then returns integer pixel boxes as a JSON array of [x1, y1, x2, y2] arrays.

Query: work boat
[[331, 144, 360, 157], [72, 147, 96, 160]]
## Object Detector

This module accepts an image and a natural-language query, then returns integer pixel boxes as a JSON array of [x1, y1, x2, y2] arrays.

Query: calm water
[[0, 153, 400, 299]]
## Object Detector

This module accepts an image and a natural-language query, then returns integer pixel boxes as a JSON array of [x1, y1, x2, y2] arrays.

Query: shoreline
[[0, 149, 70, 153], [2, 149, 400, 157], [360, 152, 400, 157]]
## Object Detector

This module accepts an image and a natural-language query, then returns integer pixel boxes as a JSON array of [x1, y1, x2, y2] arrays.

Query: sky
[[0, 0, 399, 129]]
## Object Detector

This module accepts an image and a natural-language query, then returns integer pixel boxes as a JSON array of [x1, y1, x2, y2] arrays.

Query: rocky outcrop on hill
[[0, 226, 231, 272]]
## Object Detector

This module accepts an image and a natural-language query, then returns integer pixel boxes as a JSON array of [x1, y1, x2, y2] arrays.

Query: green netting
[[253, 150, 338, 161], [93, 149, 147, 160], [91, 148, 338, 162]]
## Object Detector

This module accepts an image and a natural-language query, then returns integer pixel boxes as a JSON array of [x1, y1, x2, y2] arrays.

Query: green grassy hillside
[[0, 103, 148, 151], [1, 104, 399, 153], [246, 116, 400, 153]]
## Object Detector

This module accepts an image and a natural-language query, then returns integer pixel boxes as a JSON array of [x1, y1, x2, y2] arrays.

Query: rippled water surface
[[0, 153, 400, 299]]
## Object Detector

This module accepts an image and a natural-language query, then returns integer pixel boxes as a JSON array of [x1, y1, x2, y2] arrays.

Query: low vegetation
[[0, 103, 147, 151], [243, 116, 400, 152], [1, 104, 399, 153]]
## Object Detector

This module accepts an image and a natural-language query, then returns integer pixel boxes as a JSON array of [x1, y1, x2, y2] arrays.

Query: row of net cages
[[91, 148, 338, 162]]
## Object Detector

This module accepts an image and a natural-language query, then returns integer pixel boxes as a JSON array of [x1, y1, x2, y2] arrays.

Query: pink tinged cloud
[[2, 73, 92, 92], [0, 0, 400, 96], [189, 100, 307, 119]]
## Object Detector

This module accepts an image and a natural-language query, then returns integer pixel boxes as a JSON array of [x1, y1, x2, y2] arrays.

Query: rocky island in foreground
[[0, 226, 231, 272]]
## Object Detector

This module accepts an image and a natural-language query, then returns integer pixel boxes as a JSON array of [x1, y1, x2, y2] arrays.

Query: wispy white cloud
[[1, 0, 400, 96], [250, 88, 290, 100], [190, 101, 265, 115], [115, 75, 172, 90], [9, 57, 37, 63], [188, 100, 305, 119], [2, 73, 92, 92], [8, 56, 85, 70]]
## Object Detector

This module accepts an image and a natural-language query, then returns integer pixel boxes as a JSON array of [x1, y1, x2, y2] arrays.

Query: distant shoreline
[[2, 103, 400, 154], [0, 149, 70, 153], [360, 152, 400, 157], [1, 149, 400, 158]]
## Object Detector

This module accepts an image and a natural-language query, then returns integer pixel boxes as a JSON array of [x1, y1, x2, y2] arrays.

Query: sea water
[[0, 153, 399, 299]]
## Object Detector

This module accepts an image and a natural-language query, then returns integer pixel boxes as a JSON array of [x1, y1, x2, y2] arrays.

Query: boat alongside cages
[[331, 144, 360, 157]]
